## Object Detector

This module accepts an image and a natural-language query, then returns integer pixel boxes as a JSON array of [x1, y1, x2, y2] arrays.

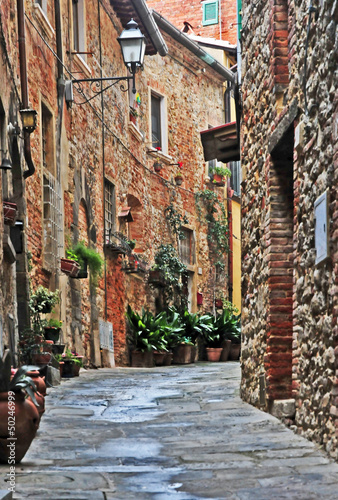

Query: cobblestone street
[[1, 362, 338, 499]]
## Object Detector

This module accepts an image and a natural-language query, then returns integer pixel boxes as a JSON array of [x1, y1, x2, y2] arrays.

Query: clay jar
[[0, 391, 39, 463], [27, 370, 46, 396]]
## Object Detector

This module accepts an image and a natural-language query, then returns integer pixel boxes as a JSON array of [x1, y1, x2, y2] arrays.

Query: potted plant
[[212, 305, 241, 361], [55, 349, 84, 378], [44, 318, 62, 342], [154, 160, 162, 173], [129, 106, 139, 124], [174, 172, 183, 186], [0, 351, 40, 463], [61, 254, 81, 277], [126, 306, 173, 367], [66, 241, 104, 286], [30, 286, 59, 315], [212, 165, 231, 186], [3, 201, 17, 225]]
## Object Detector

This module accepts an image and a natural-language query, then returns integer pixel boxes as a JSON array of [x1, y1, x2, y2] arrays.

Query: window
[[151, 94, 162, 149], [202, 0, 219, 26], [36, 0, 47, 14], [72, 0, 85, 60], [41, 103, 55, 175], [230, 161, 241, 196], [179, 229, 195, 267], [105, 180, 116, 241], [43, 172, 63, 271]]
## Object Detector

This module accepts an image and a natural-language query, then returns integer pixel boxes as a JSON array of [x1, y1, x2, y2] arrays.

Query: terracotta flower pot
[[26, 370, 46, 396], [0, 391, 39, 463], [28, 391, 45, 421], [175, 176, 183, 186], [44, 340, 54, 353], [213, 173, 225, 186], [131, 351, 154, 368], [162, 352, 173, 366], [229, 343, 241, 361], [206, 347, 223, 362], [172, 344, 194, 364], [153, 351, 166, 366], [3, 201, 17, 226], [60, 258, 80, 277], [32, 352, 52, 365]]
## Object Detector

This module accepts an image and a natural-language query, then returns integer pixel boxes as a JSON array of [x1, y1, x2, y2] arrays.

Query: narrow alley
[[1, 362, 338, 500]]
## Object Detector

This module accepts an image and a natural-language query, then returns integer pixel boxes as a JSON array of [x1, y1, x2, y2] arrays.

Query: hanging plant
[[164, 203, 189, 241], [66, 241, 104, 288], [195, 189, 230, 269]]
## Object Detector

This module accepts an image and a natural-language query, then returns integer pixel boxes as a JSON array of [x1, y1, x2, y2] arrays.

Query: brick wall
[[147, 0, 238, 44]]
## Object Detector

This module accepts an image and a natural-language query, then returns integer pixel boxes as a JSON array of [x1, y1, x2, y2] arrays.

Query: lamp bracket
[[68, 74, 136, 105]]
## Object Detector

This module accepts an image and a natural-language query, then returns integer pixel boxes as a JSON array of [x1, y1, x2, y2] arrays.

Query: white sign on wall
[[314, 190, 329, 265]]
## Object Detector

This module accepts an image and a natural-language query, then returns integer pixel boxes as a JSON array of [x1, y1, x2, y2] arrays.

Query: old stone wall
[[241, 0, 338, 457]]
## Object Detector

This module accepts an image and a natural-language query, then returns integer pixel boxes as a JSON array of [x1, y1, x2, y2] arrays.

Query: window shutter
[[203, 0, 219, 26]]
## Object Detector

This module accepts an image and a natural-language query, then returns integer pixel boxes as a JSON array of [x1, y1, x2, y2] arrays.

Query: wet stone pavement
[[2, 362, 338, 499]]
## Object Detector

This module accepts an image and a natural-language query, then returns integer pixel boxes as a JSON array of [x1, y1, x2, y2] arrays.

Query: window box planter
[[122, 254, 147, 274], [60, 257, 80, 277], [105, 231, 132, 255], [3, 201, 17, 226]]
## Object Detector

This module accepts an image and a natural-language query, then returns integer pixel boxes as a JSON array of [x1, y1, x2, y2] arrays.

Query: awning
[[200, 121, 240, 163], [118, 207, 133, 222]]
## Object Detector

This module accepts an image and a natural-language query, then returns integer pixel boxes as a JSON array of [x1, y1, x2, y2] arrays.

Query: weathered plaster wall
[[240, 0, 338, 457]]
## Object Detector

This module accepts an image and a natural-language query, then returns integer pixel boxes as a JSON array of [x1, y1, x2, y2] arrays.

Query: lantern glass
[[118, 19, 146, 73]]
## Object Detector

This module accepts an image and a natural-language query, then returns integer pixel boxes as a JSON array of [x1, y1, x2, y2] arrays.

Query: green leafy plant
[[0, 350, 39, 405], [212, 308, 241, 344], [169, 308, 214, 346], [29, 286, 59, 315], [67, 241, 104, 287], [165, 204, 189, 241], [153, 244, 188, 310], [195, 189, 230, 269], [46, 318, 62, 329], [126, 306, 175, 352], [126, 239, 136, 250], [55, 349, 83, 366], [213, 165, 231, 178]]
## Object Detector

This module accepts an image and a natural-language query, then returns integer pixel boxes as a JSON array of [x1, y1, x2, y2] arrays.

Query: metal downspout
[[17, 0, 36, 179], [130, 0, 168, 56]]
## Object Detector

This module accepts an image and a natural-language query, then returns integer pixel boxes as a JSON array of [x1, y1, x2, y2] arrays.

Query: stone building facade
[[0, 0, 234, 367], [147, 0, 238, 45], [240, 0, 338, 456]]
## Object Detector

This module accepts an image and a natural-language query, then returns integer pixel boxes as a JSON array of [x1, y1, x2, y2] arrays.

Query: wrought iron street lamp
[[66, 19, 146, 104]]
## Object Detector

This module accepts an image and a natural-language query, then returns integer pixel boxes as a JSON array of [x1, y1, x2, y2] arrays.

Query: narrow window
[[230, 161, 241, 197], [202, 0, 219, 26], [72, 0, 80, 53], [41, 103, 54, 175], [179, 228, 195, 266], [151, 94, 162, 150], [105, 180, 116, 240]]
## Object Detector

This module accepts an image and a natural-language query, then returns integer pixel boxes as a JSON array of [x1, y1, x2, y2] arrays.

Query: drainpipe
[[227, 181, 233, 303], [17, 0, 36, 179]]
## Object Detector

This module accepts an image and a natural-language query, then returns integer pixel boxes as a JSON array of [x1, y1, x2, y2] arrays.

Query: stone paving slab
[[1, 363, 338, 499]]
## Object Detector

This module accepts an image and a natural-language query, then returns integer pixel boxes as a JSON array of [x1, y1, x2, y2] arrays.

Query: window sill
[[128, 122, 144, 142], [147, 148, 172, 165], [34, 3, 55, 39], [73, 53, 92, 79]]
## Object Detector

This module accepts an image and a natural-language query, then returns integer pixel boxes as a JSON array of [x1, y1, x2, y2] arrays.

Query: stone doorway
[[266, 125, 294, 404]]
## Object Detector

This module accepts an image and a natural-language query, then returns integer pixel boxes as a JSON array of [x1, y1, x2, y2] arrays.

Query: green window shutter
[[202, 0, 219, 26]]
